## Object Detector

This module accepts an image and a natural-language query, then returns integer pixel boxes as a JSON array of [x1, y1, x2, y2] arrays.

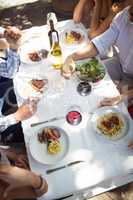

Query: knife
[[31, 116, 65, 127], [46, 161, 84, 174]]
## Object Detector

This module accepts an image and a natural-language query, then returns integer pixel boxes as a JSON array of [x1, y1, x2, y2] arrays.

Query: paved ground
[[0, 1, 132, 200], [0, 1, 68, 29]]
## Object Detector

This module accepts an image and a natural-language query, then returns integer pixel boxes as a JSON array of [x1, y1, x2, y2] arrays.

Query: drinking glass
[[66, 105, 82, 125]]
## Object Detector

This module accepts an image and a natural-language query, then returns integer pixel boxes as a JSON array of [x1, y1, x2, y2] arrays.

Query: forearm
[[71, 41, 98, 61], [73, 0, 87, 22], [90, 0, 102, 32], [121, 89, 133, 100]]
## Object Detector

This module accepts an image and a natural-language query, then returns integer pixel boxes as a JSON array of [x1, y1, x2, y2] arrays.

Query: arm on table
[[100, 89, 133, 106], [0, 164, 48, 199], [0, 99, 38, 133], [63, 16, 119, 79]]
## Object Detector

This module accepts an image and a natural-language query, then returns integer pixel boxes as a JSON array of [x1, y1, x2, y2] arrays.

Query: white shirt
[[0, 114, 17, 133], [92, 6, 133, 74]]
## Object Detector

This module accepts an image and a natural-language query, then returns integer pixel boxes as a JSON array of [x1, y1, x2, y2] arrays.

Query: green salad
[[76, 58, 105, 83]]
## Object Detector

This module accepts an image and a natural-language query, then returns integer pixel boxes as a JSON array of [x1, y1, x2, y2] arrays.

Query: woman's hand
[[61, 56, 76, 79], [0, 165, 48, 198], [100, 95, 123, 107]]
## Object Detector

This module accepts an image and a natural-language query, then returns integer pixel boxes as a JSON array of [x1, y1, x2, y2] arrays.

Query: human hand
[[0, 148, 30, 169], [14, 98, 39, 122], [99, 95, 123, 107], [128, 141, 133, 150], [0, 39, 9, 49], [61, 56, 76, 79], [4, 26, 22, 50], [0, 164, 47, 198]]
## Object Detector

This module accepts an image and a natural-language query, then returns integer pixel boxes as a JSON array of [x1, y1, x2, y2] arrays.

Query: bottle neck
[[49, 19, 55, 31]]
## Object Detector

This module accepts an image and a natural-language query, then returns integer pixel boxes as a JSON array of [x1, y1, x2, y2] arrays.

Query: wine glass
[[66, 105, 82, 125]]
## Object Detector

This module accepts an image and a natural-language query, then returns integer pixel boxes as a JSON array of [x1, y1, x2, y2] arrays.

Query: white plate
[[29, 126, 69, 165], [91, 106, 129, 141], [15, 75, 48, 99], [19, 38, 48, 64], [60, 28, 87, 48]]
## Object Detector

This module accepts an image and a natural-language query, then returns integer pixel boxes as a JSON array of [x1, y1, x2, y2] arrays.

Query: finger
[[128, 142, 133, 149], [18, 155, 29, 166], [3, 185, 13, 198], [15, 161, 27, 169]]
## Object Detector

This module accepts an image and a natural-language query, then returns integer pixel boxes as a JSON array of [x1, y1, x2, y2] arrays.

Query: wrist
[[14, 111, 21, 123], [120, 93, 126, 101], [71, 53, 78, 61], [32, 174, 48, 196]]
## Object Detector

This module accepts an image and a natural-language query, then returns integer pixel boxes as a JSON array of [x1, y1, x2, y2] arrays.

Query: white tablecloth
[[14, 20, 133, 200]]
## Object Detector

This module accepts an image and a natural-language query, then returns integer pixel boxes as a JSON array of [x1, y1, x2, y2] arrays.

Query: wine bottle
[[48, 19, 59, 48], [50, 31, 63, 70]]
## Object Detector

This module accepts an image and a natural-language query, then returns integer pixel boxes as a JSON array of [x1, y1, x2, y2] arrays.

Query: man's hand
[[99, 95, 123, 107], [4, 26, 22, 50], [61, 56, 76, 79], [14, 98, 39, 122]]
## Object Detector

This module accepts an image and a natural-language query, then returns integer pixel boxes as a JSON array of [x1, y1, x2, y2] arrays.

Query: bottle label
[[52, 32, 58, 43]]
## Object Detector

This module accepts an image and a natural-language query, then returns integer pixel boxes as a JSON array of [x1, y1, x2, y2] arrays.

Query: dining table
[[13, 19, 133, 200]]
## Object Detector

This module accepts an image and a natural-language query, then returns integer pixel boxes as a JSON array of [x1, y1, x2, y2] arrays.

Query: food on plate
[[97, 113, 124, 137], [47, 140, 61, 154], [65, 31, 84, 44], [38, 127, 61, 154], [30, 79, 48, 93], [28, 51, 41, 62], [76, 58, 105, 83], [28, 49, 48, 62]]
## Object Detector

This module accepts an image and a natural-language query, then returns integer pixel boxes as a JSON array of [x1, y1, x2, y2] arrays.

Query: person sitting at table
[[63, 3, 133, 91], [0, 98, 48, 199], [73, 0, 130, 38], [0, 26, 23, 144], [0, 26, 21, 115]]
